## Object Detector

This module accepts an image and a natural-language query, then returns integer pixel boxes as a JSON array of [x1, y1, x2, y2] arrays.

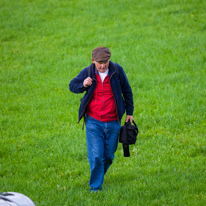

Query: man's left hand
[[126, 115, 133, 123]]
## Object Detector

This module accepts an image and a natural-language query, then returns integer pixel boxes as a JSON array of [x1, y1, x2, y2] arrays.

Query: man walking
[[69, 46, 134, 192]]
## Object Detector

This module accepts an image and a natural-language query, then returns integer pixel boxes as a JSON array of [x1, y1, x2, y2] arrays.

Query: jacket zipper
[[101, 81, 104, 121]]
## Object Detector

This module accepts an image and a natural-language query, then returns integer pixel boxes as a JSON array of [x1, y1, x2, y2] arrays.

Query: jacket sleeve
[[118, 65, 134, 115], [69, 68, 88, 94]]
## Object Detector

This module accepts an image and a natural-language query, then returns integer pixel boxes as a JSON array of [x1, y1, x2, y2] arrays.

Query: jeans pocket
[[86, 114, 94, 120]]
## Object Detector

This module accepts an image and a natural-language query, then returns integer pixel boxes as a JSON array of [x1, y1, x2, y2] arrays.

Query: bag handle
[[125, 120, 137, 127], [132, 120, 137, 128]]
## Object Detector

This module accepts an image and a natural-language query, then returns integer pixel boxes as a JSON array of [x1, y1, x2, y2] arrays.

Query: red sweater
[[87, 73, 118, 122]]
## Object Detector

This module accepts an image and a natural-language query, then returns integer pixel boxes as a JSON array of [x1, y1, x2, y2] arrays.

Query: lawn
[[0, 0, 206, 205]]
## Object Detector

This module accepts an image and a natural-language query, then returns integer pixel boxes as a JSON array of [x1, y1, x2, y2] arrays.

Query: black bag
[[119, 120, 138, 157]]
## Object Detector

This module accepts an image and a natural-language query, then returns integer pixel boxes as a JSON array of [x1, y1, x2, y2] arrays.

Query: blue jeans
[[85, 115, 121, 192]]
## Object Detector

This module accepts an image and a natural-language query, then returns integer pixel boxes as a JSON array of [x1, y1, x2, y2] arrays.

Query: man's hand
[[83, 77, 93, 87], [126, 115, 133, 123]]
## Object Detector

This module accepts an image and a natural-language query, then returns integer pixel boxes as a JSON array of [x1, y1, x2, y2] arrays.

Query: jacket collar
[[91, 61, 115, 79]]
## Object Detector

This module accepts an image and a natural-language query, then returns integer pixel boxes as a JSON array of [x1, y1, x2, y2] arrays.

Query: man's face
[[91, 59, 110, 73]]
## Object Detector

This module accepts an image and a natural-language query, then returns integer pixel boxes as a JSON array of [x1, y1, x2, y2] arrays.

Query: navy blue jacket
[[69, 61, 134, 123]]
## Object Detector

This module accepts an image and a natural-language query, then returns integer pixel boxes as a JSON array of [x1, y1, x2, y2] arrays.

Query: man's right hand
[[83, 77, 93, 87]]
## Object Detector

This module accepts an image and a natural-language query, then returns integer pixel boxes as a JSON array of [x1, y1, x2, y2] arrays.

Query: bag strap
[[87, 64, 92, 77], [110, 62, 120, 80], [132, 120, 139, 134], [132, 120, 137, 128]]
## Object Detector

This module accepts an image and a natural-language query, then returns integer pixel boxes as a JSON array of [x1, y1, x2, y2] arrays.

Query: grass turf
[[0, 0, 206, 205]]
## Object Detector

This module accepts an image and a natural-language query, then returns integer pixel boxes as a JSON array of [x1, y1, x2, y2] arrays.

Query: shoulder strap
[[87, 64, 92, 78], [111, 62, 120, 80]]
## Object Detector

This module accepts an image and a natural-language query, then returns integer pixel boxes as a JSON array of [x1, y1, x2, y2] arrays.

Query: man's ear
[[91, 58, 95, 63]]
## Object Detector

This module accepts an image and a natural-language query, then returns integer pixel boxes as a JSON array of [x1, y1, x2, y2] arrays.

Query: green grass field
[[0, 0, 206, 205]]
